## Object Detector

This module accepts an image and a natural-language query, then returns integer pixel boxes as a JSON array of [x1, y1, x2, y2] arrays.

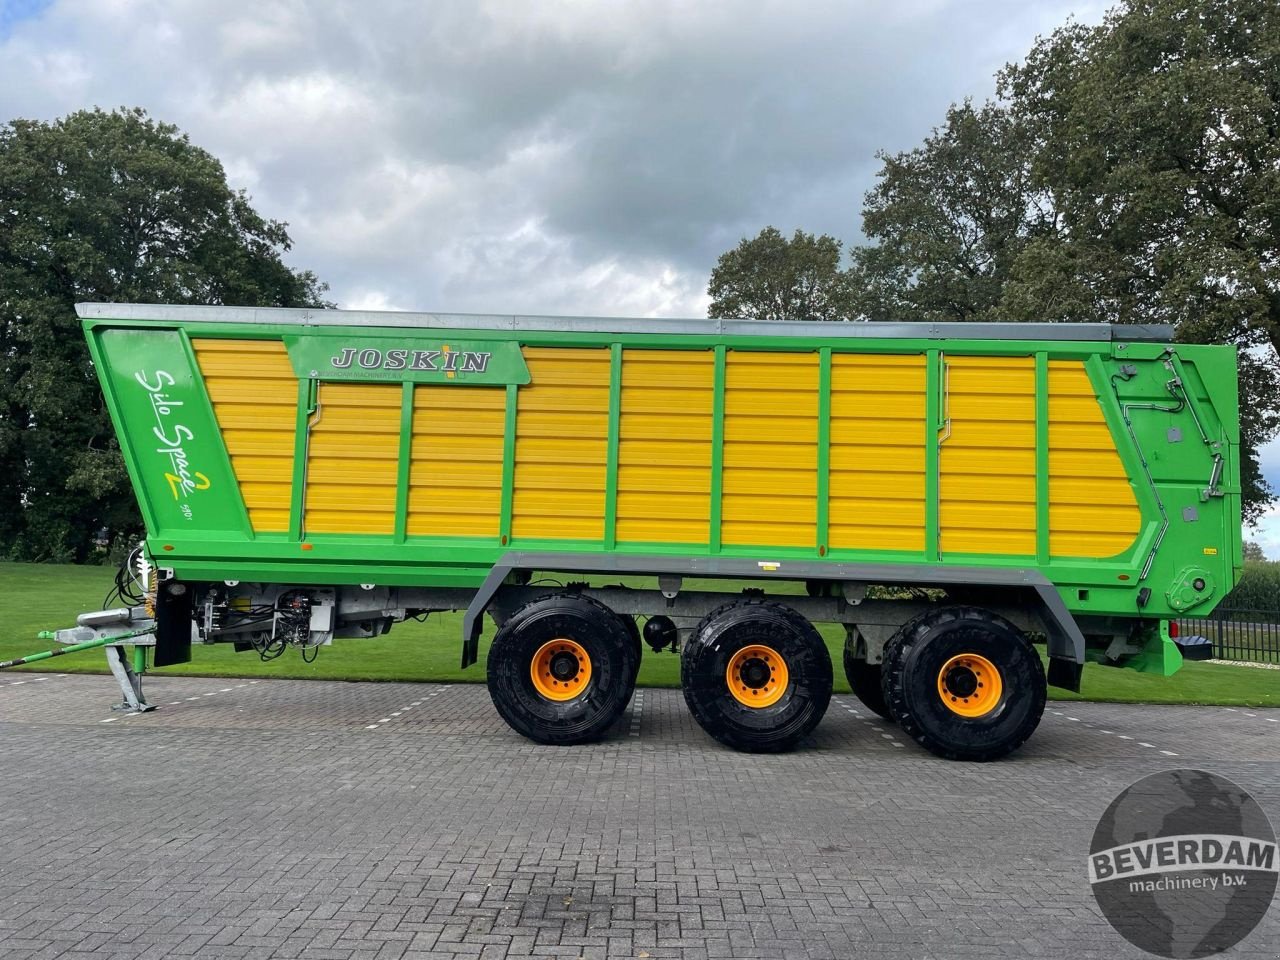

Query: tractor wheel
[[487, 594, 637, 745], [681, 599, 832, 753], [841, 643, 892, 720], [881, 606, 1045, 761]]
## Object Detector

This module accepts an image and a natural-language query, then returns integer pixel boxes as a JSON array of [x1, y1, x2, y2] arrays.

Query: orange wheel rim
[[530, 638, 592, 701], [936, 653, 1002, 718], [725, 644, 789, 708]]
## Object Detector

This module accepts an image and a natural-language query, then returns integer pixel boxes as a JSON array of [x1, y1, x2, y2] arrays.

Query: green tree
[[1243, 540, 1268, 562], [0, 107, 329, 562], [847, 0, 1280, 521], [999, 0, 1280, 516], [708, 227, 852, 322], [851, 101, 1050, 323]]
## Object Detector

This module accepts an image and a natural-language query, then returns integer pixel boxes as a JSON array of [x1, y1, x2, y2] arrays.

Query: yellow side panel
[[616, 349, 714, 543], [828, 354, 926, 552], [721, 351, 819, 548], [1048, 361, 1141, 557], [407, 385, 505, 538], [192, 339, 297, 533], [305, 383, 400, 534], [512, 347, 610, 540], [940, 356, 1036, 556]]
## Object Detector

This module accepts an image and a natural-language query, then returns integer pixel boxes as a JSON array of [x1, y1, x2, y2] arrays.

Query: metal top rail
[[75, 302, 1174, 343]]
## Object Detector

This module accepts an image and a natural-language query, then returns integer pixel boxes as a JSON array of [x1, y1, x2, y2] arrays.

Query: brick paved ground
[[0, 671, 1276, 959]]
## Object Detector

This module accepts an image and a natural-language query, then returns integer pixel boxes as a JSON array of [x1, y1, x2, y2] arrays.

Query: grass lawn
[[1, 561, 1276, 707]]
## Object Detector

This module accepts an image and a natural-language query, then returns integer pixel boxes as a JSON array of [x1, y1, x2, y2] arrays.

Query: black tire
[[487, 594, 636, 745], [681, 599, 832, 753], [881, 605, 1046, 762], [618, 613, 643, 686], [841, 644, 893, 720]]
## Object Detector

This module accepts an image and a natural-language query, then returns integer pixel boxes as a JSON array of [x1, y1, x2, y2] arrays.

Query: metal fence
[[1174, 607, 1280, 664]]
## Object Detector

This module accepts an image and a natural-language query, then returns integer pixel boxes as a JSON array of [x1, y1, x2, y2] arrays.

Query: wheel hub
[[531, 639, 592, 701], [942, 665, 978, 699], [740, 657, 771, 689], [549, 652, 580, 681], [725, 644, 789, 708], [936, 653, 1002, 718]]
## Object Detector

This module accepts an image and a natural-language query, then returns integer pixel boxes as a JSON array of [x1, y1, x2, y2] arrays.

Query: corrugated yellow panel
[[1048, 361, 1141, 558], [407, 385, 505, 538], [829, 354, 926, 552], [512, 347, 610, 540], [940, 356, 1036, 556], [616, 349, 714, 544], [721, 351, 819, 547], [305, 383, 400, 534], [192, 339, 297, 533]]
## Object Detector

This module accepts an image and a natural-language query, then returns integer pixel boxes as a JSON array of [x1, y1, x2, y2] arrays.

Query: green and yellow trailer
[[72, 302, 1241, 759]]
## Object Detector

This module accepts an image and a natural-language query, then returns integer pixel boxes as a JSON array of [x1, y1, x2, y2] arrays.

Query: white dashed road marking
[[366, 685, 449, 730], [1051, 708, 1181, 755], [4, 675, 66, 686], [100, 677, 266, 722], [840, 697, 904, 747], [630, 690, 645, 737]]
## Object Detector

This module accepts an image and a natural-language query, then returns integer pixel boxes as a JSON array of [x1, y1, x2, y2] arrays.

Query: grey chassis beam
[[460, 553, 1088, 685]]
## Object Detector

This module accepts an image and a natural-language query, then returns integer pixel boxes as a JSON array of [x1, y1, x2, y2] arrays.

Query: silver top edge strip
[[74, 302, 1173, 343]]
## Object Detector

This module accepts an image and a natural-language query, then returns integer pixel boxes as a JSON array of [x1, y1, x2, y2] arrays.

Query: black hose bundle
[[102, 545, 147, 610]]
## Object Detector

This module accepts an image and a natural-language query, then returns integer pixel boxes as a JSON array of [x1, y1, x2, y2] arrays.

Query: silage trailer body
[[75, 303, 1241, 758]]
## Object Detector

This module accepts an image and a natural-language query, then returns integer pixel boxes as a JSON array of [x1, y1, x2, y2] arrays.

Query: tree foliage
[[847, 0, 1280, 522], [850, 101, 1051, 323], [708, 227, 852, 321], [1223, 558, 1280, 610], [0, 108, 329, 562]]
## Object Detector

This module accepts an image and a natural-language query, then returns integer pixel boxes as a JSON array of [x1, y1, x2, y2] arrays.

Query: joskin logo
[[1088, 769, 1277, 958], [329, 345, 491, 375], [284, 336, 530, 385], [134, 370, 210, 519]]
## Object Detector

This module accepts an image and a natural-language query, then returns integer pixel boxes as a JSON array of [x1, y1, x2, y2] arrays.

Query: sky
[[2, 0, 1277, 550], [0, 0, 1111, 316]]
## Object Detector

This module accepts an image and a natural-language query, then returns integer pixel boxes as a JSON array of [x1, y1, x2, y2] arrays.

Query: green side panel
[[394, 382, 414, 543], [91, 327, 249, 537], [1034, 352, 1050, 565], [499, 383, 518, 546], [816, 348, 831, 555], [924, 349, 941, 562], [709, 345, 726, 554], [603, 343, 622, 550], [287, 379, 315, 540], [1091, 342, 1241, 615]]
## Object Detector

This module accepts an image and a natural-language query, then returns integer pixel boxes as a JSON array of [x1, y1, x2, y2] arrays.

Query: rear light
[[1168, 620, 1179, 638]]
